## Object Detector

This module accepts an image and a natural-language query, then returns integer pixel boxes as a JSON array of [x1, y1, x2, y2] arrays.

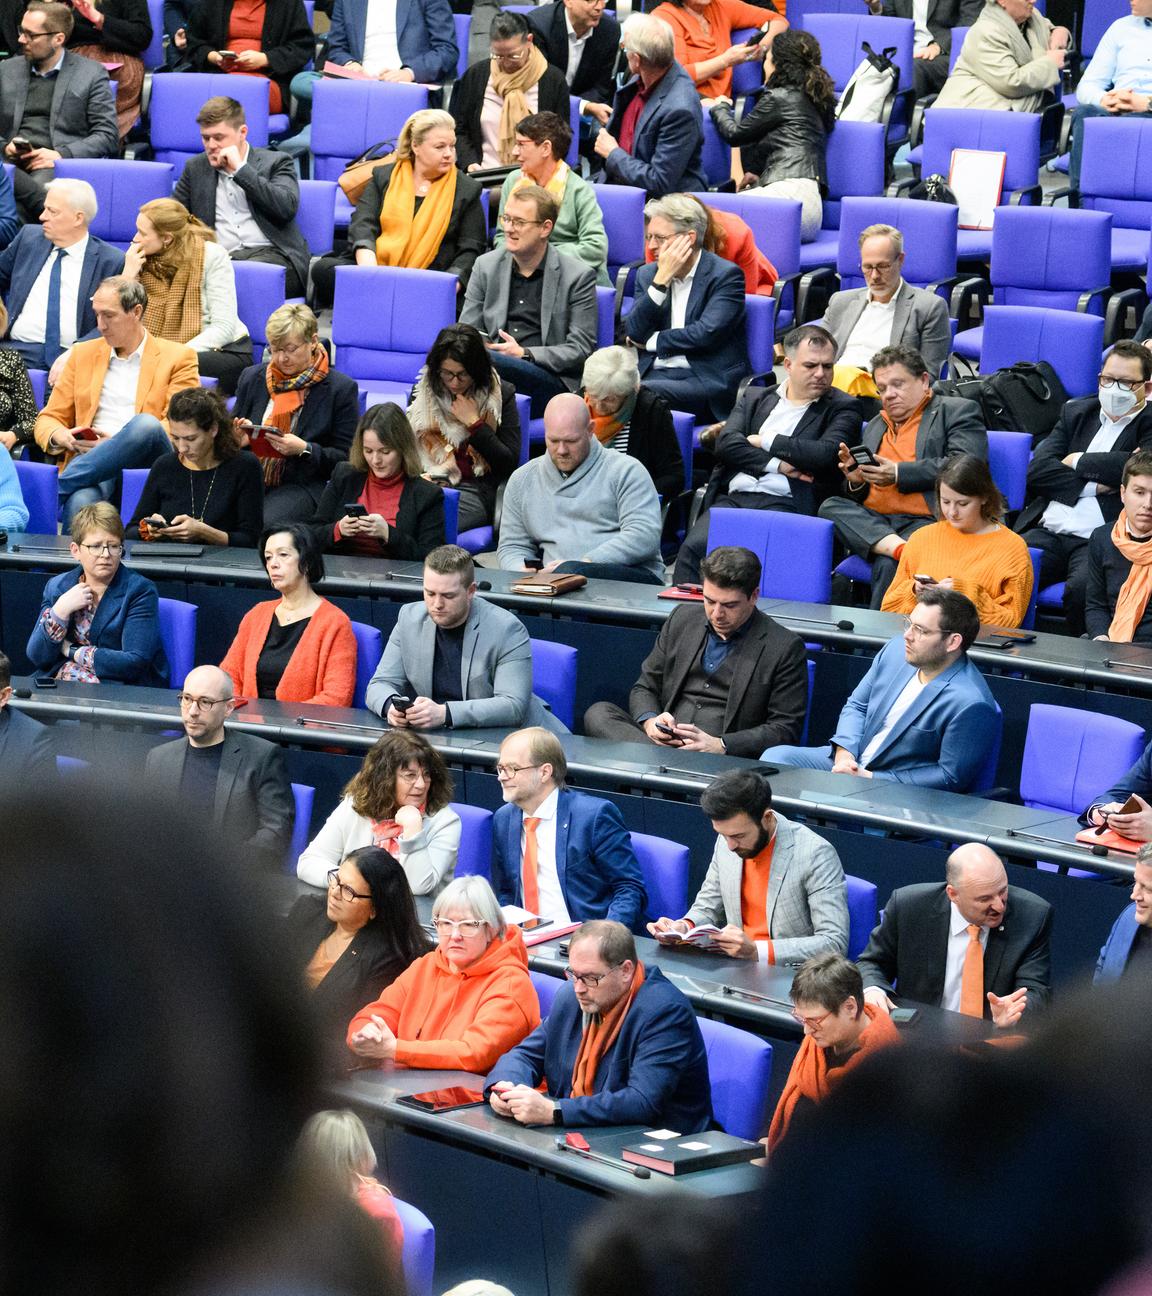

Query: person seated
[[145, 664, 294, 868], [495, 110, 609, 285], [935, 0, 1070, 114], [1095, 844, 1152, 984], [485, 919, 711, 1131], [763, 588, 1001, 792], [220, 522, 357, 706], [64, 0, 152, 140], [823, 224, 952, 395], [581, 345, 683, 502], [0, 304, 38, 457], [0, 650, 54, 784], [1085, 449, 1152, 647], [366, 544, 564, 732], [232, 304, 358, 529], [127, 387, 264, 548], [623, 193, 748, 423], [866, 0, 982, 99], [0, 3, 119, 221], [651, 0, 785, 103], [296, 731, 461, 895], [0, 177, 123, 376], [528, 0, 622, 112], [498, 393, 665, 585], [674, 324, 858, 587], [766, 952, 900, 1152], [648, 768, 848, 962], [174, 95, 311, 300], [708, 29, 834, 242], [586, 546, 809, 756], [462, 185, 598, 419], [184, 0, 313, 115], [492, 727, 647, 929], [122, 197, 252, 398], [311, 108, 487, 310], [1069, 6, 1152, 189], [1083, 737, 1152, 845], [591, 14, 706, 196], [644, 193, 778, 296], [882, 455, 1034, 627], [32, 276, 200, 527], [449, 11, 569, 174], [819, 344, 987, 607], [347, 875, 541, 1073], [407, 323, 521, 534], [310, 403, 446, 561], [26, 501, 166, 685], [1018, 342, 1152, 636]]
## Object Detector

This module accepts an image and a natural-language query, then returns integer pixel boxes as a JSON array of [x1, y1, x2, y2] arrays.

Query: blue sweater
[[0, 444, 29, 531]]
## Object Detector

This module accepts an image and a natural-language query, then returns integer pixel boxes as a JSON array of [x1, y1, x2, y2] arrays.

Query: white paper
[[500, 904, 538, 924], [643, 1129, 681, 1140], [678, 1141, 712, 1151], [638, 1143, 666, 1152], [948, 148, 1006, 230]]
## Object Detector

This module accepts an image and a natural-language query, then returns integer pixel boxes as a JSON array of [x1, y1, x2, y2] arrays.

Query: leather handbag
[[338, 141, 397, 205]]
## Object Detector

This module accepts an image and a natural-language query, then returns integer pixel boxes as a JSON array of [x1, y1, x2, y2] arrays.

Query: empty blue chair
[[233, 260, 286, 351], [119, 467, 149, 527], [978, 306, 1104, 400], [1019, 704, 1146, 815], [349, 620, 381, 709], [1077, 116, 1152, 273], [707, 509, 834, 602], [157, 597, 197, 687], [14, 460, 58, 534], [845, 873, 878, 961], [450, 801, 494, 880], [332, 266, 457, 383], [630, 831, 689, 925], [149, 74, 270, 166], [698, 1016, 773, 1140], [54, 159, 175, 249], [286, 782, 314, 873], [453, 13, 471, 79], [591, 183, 645, 286], [987, 429, 1031, 512], [529, 639, 578, 730], [530, 968, 562, 1018], [798, 121, 887, 272], [392, 1199, 436, 1296], [441, 486, 460, 545], [296, 177, 337, 259]]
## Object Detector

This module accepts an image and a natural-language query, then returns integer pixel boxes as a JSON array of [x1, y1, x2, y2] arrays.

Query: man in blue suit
[[763, 587, 1001, 793], [0, 650, 54, 788], [492, 727, 647, 930], [624, 192, 747, 422], [1095, 846, 1152, 984], [485, 919, 711, 1131]]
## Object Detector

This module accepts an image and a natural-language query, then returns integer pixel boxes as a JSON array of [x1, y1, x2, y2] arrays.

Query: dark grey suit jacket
[[0, 50, 119, 159], [0, 705, 54, 785], [173, 147, 310, 294], [144, 729, 293, 869], [880, 0, 984, 57], [823, 281, 953, 381]]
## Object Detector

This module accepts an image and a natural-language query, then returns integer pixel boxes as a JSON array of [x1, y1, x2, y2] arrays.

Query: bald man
[[144, 665, 294, 869], [856, 844, 1053, 1028], [496, 393, 665, 584]]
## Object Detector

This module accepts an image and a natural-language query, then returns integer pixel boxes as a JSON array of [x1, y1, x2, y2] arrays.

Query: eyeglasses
[[499, 215, 543, 232], [437, 368, 471, 386], [327, 869, 372, 902], [564, 966, 617, 988], [644, 231, 674, 247], [396, 767, 427, 783], [79, 542, 124, 556], [902, 616, 943, 640], [1099, 373, 1145, 392], [177, 693, 230, 710], [269, 340, 312, 358], [861, 260, 896, 274], [433, 917, 487, 936], [495, 762, 540, 779], [790, 1008, 833, 1029], [492, 44, 529, 63], [19, 25, 58, 38]]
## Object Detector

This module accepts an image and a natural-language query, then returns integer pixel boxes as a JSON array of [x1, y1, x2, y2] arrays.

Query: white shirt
[[361, 0, 402, 75], [729, 384, 814, 496], [859, 672, 925, 768], [92, 333, 147, 436], [941, 901, 990, 1013], [1041, 407, 1141, 540], [480, 82, 540, 167], [564, 12, 593, 86], [647, 251, 700, 371], [520, 787, 572, 924], [213, 144, 271, 253], [912, 0, 933, 53], [839, 284, 902, 370], [10, 235, 89, 348]]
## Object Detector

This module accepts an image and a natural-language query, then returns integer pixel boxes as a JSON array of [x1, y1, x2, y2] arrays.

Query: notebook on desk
[[135, 544, 205, 558]]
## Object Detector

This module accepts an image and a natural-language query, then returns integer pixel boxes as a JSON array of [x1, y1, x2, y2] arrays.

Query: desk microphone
[[384, 571, 424, 582], [782, 615, 856, 633], [554, 1136, 650, 1178], [12, 688, 30, 700], [477, 580, 492, 591], [1004, 827, 1113, 860]]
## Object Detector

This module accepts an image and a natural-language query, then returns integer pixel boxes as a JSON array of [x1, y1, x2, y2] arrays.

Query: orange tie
[[959, 924, 984, 1018], [522, 816, 541, 914]]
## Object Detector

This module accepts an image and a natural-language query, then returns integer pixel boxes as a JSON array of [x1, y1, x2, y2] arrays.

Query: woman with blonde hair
[[312, 108, 487, 309], [123, 196, 252, 394]]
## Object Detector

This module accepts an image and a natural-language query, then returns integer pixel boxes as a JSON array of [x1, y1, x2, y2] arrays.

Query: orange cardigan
[[651, 0, 785, 100], [347, 927, 541, 1073], [220, 596, 357, 707]]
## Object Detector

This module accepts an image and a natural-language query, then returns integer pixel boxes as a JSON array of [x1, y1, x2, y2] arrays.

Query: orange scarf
[[767, 1003, 900, 1153], [1107, 514, 1152, 641], [511, 158, 569, 204], [375, 158, 457, 270], [490, 44, 550, 164], [570, 963, 646, 1098], [865, 390, 934, 518], [585, 392, 637, 445], [370, 804, 425, 860]]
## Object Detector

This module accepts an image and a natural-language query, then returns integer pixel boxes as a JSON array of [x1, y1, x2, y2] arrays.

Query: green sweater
[[496, 168, 610, 286]]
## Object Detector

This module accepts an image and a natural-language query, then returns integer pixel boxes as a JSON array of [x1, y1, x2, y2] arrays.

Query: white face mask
[[1100, 381, 1142, 420]]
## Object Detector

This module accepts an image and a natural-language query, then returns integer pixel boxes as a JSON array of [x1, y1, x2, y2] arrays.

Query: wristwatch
[[552, 1103, 563, 1126]]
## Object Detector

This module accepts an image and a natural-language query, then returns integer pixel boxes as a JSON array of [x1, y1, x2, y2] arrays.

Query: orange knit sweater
[[881, 521, 1035, 627], [220, 596, 357, 707]]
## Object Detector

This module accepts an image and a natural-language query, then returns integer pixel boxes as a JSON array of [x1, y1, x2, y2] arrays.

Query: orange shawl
[[1107, 514, 1152, 642], [571, 963, 646, 1097]]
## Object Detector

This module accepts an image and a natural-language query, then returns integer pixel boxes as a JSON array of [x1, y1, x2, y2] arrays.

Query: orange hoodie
[[346, 926, 541, 1073]]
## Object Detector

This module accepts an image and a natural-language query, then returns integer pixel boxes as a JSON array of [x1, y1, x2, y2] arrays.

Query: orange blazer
[[34, 331, 200, 454], [220, 597, 358, 708]]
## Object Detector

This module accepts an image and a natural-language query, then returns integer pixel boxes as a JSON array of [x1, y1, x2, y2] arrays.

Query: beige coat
[[935, 0, 1060, 113]]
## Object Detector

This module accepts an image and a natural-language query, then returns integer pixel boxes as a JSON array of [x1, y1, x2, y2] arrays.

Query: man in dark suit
[[0, 650, 54, 788], [869, 0, 984, 96], [528, 0, 621, 111], [586, 545, 809, 758], [623, 192, 747, 422], [857, 843, 1052, 1027], [492, 726, 647, 931], [173, 95, 309, 300], [144, 664, 294, 871], [1018, 341, 1152, 635], [0, 177, 123, 375], [0, 2, 119, 219], [674, 324, 859, 586]]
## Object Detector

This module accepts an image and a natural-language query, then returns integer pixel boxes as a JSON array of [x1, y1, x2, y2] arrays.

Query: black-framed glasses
[[499, 215, 543, 231], [177, 693, 230, 710], [495, 762, 540, 779], [564, 966, 617, 988], [1099, 373, 1145, 392], [327, 869, 371, 902], [79, 542, 124, 556], [19, 25, 60, 38]]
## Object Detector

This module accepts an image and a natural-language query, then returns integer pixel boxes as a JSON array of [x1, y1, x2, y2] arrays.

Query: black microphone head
[[13, 688, 31, 699], [633, 1165, 651, 1179], [476, 580, 492, 591], [836, 619, 855, 632], [554, 1136, 568, 1151], [1091, 843, 1109, 856]]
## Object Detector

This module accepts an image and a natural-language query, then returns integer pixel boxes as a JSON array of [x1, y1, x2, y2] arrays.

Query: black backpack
[[934, 361, 1068, 442], [908, 173, 957, 204]]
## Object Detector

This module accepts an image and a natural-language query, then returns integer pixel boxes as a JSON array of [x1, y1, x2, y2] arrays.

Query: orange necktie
[[959, 924, 984, 1018], [522, 816, 541, 914]]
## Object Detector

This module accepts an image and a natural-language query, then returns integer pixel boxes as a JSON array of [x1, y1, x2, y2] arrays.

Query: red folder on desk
[[1073, 827, 1142, 855]]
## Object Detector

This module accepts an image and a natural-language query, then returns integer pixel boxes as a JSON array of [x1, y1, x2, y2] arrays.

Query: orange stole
[[864, 391, 933, 518], [570, 963, 646, 1097]]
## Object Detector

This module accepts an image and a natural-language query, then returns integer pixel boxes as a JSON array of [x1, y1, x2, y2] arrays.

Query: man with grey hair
[[623, 193, 747, 421], [592, 13, 706, 196], [0, 177, 123, 383]]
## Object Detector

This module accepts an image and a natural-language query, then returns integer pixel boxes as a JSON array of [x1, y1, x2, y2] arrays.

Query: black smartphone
[[342, 503, 367, 518], [11, 136, 32, 155], [524, 559, 543, 572], [146, 516, 169, 530], [427, 473, 452, 484], [848, 443, 879, 467], [519, 917, 553, 932], [391, 695, 412, 713], [744, 25, 769, 45], [655, 722, 678, 737], [35, 678, 57, 689], [397, 1086, 485, 1113]]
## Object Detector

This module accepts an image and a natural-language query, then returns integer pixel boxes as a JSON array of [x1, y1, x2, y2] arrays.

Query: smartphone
[[848, 443, 879, 467], [218, 49, 237, 60], [247, 424, 279, 437], [1117, 794, 1143, 816], [146, 516, 169, 531], [655, 721, 679, 737], [891, 1007, 919, 1025], [744, 24, 769, 45], [427, 473, 452, 484], [676, 582, 704, 594], [11, 136, 32, 155], [35, 678, 57, 689], [913, 573, 935, 585], [391, 695, 412, 713], [397, 1086, 485, 1113], [524, 559, 543, 572], [518, 916, 553, 932], [74, 427, 100, 442], [342, 503, 367, 519]]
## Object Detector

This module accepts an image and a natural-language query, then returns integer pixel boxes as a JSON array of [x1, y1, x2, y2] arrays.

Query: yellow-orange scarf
[[511, 158, 569, 204], [585, 391, 637, 445], [1107, 514, 1152, 641], [570, 963, 645, 1098], [375, 159, 457, 270], [490, 44, 550, 165]]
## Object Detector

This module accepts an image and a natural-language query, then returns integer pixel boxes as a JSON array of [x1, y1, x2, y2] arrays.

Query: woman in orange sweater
[[652, 0, 787, 101], [220, 522, 357, 706], [882, 454, 1034, 627], [347, 875, 540, 1074]]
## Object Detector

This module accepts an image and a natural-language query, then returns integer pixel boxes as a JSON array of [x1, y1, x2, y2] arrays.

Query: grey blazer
[[823, 281, 952, 382], [856, 394, 987, 512], [683, 815, 849, 965], [0, 50, 119, 159], [460, 244, 598, 386], [365, 596, 567, 733]]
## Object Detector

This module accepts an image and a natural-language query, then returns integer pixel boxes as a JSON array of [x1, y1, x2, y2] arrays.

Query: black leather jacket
[[710, 86, 833, 191]]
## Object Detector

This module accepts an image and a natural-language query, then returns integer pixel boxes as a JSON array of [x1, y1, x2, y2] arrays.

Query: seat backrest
[[233, 260, 286, 350], [1079, 116, 1152, 226], [119, 467, 150, 526], [530, 968, 562, 1018], [14, 460, 58, 534], [156, 597, 197, 687], [55, 159, 174, 248], [453, 13, 471, 79], [844, 873, 878, 960], [311, 79, 429, 181], [1080, 0, 1129, 59], [449, 801, 494, 881], [835, 195, 958, 289], [920, 108, 1041, 201], [949, 24, 969, 72], [745, 293, 775, 375], [979, 306, 1104, 399], [1019, 703, 1146, 814], [149, 74, 270, 161], [143, 0, 167, 69], [629, 831, 689, 923], [693, 191, 802, 281], [822, 121, 886, 227], [296, 178, 337, 258], [671, 409, 694, 493], [1022, 546, 1042, 630], [529, 639, 578, 730], [391, 1199, 436, 1296], [707, 509, 833, 602], [698, 1016, 773, 1141], [595, 285, 616, 349], [286, 782, 314, 873], [348, 620, 381, 709], [332, 266, 458, 383], [700, 113, 734, 190], [591, 183, 645, 280], [969, 697, 1003, 794], [986, 429, 1031, 513], [990, 207, 1112, 311], [729, 28, 766, 97], [801, 14, 913, 95]]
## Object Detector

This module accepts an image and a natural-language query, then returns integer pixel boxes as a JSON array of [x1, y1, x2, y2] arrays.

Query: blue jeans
[[489, 353, 568, 419], [554, 560, 665, 585], [59, 414, 169, 525], [1069, 104, 1152, 187], [760, 743, 835, 769]]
